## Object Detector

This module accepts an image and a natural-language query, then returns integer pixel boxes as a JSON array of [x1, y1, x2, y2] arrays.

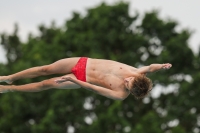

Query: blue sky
[[0, 0, 200, 63]]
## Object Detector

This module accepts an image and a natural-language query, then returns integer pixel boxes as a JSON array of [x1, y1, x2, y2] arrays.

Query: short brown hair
[[130, 75, 153, 99]]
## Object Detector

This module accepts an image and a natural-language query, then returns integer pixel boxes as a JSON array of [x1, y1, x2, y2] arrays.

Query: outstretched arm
[[55, 77, 126, 100], [137, 63, 172, 74]]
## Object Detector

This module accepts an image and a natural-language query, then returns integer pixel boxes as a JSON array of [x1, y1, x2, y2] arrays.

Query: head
[[125, 75, 153, 99]]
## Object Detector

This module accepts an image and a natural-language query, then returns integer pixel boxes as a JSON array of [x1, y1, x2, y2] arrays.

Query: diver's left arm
[[137, 63, 172, 74], [55, 76, 126, 100]]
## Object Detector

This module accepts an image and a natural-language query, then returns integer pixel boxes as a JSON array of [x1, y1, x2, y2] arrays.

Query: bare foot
[[0, 76, 13, 84], [0, 85, 10, 93]]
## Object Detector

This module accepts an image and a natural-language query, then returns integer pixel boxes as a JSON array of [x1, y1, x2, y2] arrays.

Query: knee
[[41, 79, 54, 89], [39, 65, 52, 74]]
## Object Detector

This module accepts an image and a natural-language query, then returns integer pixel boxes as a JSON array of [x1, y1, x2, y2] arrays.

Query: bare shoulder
[[120, 89, 130, 100], [135, 65, 150, 74]]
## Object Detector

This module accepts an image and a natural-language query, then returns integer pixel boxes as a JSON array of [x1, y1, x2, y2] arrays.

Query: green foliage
[[0, 1, 199, 133]]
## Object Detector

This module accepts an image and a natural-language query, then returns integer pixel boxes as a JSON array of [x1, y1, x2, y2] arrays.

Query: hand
[[162, 63, 172, 69], [55, 76, 73, 84]]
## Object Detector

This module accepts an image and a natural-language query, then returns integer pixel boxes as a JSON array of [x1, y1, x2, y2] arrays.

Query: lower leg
[[0, 75, 80, 93], [0, 84, 41, 93], [0, 66, 49, 84], [0, 80, 51, 93]]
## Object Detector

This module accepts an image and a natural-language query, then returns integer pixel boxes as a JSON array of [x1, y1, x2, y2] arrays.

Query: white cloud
[[0, 0, 200, 62]]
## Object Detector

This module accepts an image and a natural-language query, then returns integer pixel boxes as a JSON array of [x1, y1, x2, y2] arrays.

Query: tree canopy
[[0, 2, 199, 133]]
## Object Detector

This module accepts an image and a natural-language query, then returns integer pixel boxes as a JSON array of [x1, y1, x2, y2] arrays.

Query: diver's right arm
[[137, 63, 172, 74]]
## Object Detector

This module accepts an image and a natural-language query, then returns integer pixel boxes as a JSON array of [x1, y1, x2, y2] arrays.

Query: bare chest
[[86, 58, 137, 89], [87, 58, 136, 76], [93, 74, 124, 89]]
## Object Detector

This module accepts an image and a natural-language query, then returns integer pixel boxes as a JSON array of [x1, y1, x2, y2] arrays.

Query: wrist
[[161, 64, 164, 69]]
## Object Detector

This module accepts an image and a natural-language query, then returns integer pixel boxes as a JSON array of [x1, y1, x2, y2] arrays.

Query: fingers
[[54, 76, 72, 84], [162, 63, 172, 69], [55, 77, 67, 84], [54, 79, 66, 84]]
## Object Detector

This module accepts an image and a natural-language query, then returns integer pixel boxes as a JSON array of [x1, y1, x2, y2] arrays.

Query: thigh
[[45, 57, 81, 74], [44, 74, 81, 89]]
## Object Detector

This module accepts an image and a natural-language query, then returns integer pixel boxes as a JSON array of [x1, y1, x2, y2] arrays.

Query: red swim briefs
[[71, 57, 88, 82]]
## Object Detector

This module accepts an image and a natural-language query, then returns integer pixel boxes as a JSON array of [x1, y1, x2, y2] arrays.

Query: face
[[124, 77, 134, 90]]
